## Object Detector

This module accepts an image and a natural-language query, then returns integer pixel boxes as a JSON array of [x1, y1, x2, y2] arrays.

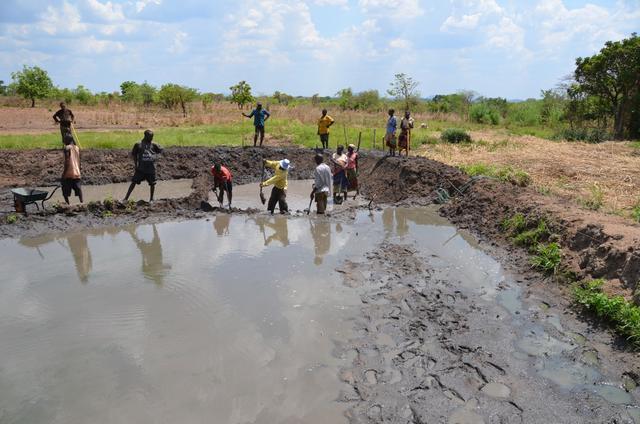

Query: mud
[[2, 146, 640, 422]]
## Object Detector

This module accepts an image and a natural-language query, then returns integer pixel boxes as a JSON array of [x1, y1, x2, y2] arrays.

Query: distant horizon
[[1, 0, 638, 99]]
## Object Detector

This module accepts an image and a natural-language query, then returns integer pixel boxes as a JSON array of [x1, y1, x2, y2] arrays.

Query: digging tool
[[71, 123, 82, 148], [259, 159, 266, 204], [343, 125, 348, 146], [305, 195, 313, 215], [357, 132, 361, 152]]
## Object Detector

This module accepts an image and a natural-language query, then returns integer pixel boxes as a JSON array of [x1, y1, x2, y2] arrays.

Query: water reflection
[[66, 233, 92, 283], [213, 214, 231, 236], [126, 224, 171, 287], [309, 219, 331, 265], [252, 216, 290, 247]]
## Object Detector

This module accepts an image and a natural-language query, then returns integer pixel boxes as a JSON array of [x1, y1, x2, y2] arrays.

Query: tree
[[11, 65, 53, 107], [272, 90, 293, 105], [157, 83, 198, 117], [0, 80, 6, 96], [229, 80, 254, 109], [354, 90, 380, 111], [138, 82, 156, 107], [74, 85, 94, 105], [336, 88, 354, 110], [387, 73, 420, 112], [571, 33, 640, 139]]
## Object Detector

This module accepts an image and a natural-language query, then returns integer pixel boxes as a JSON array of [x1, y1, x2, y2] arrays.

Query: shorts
[[319, 133, 329, 144], [61, 178, 82, 197], [132, 170, 157, 186], [215, 180, 233, 194], [255, 125, 265, 135], [333, 171, 348, 193]]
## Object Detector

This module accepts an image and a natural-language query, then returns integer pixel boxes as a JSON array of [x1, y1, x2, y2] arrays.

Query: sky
[[0, 0, 638, 99]]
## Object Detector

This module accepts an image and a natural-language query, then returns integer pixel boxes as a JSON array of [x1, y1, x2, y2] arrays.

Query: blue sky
[[0, 0, 638, 99]]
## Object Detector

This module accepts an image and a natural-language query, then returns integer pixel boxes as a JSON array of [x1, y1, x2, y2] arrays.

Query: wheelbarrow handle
[[41, 185, 61, 210]]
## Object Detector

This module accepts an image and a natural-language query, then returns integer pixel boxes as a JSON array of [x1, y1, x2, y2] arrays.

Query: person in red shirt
[[211, 163, 233, 208]]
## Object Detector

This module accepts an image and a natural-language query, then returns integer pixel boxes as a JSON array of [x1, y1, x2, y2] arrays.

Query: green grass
[[5, 213, 17, 224], [580, 183, 604, 211], [574, 279, 640, 347], [530, 242, 562, 274], [632, 200, 640, 222], [0, 119, 408, 150], [501, 213, 527, 234], [514, 220, 550, 247], [460, 163, 531, 187]]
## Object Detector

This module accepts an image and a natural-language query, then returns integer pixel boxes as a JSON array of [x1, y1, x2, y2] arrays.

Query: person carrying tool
[[331, 145, 348, 204], [310, 153, 332, 214], [61, 134, 83, 204], [345, 144, 359, 198], [385, 109, 397, 156], [260, 158, 290, 214], [210, 163, 233, 208], [124, 129, 163, 202], [242, 102, 270, 147], [53, 102, 75, 145], [317, 109, 335, 150], [399, 110, 414, 157]]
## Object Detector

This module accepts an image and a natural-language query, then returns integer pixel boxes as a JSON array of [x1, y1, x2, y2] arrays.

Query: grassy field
[[0, 118, 477, 150]]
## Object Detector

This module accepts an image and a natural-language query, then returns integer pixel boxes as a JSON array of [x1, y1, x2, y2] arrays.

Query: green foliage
[[229, 80, 254, 109], [11, 65, 54, 107], [101, 210, 113, 218], [387, 73, 420, 112], [501, 213, 527, 234], [157, 83, 198, 117], [554, 127, 610, 143], [514, 220, 549, 247], [441, 128, 471, 143], [429, 92, 475, 119], [103, 195, 114, 210], [530, 242, 562, 274], [470, 102, 500, 125], [0, 80, 6, 96], [6, 213, 18, 224], [460, 163, 531, 186], [579, 183, 604, 210], [574, 279, 640, 347], [570, 33, 640, 140], [73, 85, 94, 105]]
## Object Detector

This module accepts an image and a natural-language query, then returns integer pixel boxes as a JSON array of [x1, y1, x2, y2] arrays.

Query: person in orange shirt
[[210, 163, 233, 208], [61, 135, 83, 204], [317, 109, 335, 150]]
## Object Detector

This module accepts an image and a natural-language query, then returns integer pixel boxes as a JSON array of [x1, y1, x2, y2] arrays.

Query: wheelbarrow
[[11, 186, 60, 214]]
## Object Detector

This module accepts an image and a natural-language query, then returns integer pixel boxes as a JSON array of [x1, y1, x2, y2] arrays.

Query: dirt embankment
[[1, 147, 639, 301]]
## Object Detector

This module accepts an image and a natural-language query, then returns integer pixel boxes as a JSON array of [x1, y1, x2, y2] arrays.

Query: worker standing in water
[[61, 134, 83, 204], [210, 163, 233, 209], [310, 153, 332, 214], [124, 130, 163, 202], [260, 158, 290, 214]]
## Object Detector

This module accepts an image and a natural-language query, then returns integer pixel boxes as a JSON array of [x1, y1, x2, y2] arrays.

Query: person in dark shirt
[[124, 129, 163, 202], [53, 102, 75, 145], [242, 103, 270, 147]]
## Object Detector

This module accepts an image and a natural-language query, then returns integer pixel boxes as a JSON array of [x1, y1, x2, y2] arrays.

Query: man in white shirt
[[310, 153, 332, 214]]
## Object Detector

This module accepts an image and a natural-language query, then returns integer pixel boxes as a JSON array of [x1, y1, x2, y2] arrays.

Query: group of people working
[[54, 102, 369, 214]]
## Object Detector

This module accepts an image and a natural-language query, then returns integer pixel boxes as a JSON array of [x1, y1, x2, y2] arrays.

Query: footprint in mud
[[480, 382, 511, 399], [365, 369, 378, 385], [448, 398, 485, 424]]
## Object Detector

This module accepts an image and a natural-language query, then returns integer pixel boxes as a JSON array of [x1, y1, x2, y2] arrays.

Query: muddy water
[[37, 179, 193, 204], [1, 207, 636, 423]]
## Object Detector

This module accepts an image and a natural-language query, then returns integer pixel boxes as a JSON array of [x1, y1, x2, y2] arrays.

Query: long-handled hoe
[[259, 159, 266, 204]]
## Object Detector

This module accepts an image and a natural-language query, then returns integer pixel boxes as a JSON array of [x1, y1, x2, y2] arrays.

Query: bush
[[555, 128, 611, 143], [470, 103, 500, 125], [530, 242, 562, 274], [574, 279, 640, 347], [441, 128, 471, 143]]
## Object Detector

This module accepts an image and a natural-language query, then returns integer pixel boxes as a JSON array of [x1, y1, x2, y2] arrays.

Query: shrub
[[530, 242, 562, 274], [441, 128, 471, 143], [555, 128, 610, 143], [460, 163, 531, 187], [581, 184, 604, 211], [470, 103, 500, 125], [574, 279, 640, 347]]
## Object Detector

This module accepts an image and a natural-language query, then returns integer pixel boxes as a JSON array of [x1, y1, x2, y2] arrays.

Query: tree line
[[2, 33, 638, 140]]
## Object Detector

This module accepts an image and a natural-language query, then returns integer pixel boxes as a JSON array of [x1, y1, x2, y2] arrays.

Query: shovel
[[259, 159, 266, 204], [305, 195, 313, 215]]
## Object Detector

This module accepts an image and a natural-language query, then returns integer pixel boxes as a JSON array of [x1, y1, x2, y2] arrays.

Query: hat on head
[[280, 159, 290, 170], [348, 144, 356, 149]]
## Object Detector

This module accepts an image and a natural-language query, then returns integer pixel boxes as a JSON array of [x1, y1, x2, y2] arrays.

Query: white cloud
[[40, 1, 87, 35], [79, 36, 125, 54], [358, 0, 424, 19], [389, 38, 412, 50], [135, 0, 162, 13], [168, 30, 188, 54], [313, 0, 349, 6], [86, 0, 125, 22], [440, 13, 480, 31], [486, 16, 530, 57], [535, 0, 631, 52]]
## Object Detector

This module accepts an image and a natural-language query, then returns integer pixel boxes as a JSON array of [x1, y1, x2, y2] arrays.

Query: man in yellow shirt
[[260, 158, 290, 214], [317, 109, 335, 150]]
